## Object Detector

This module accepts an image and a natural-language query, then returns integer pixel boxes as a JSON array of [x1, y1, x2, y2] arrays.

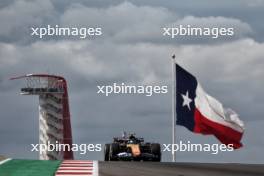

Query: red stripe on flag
[[193, 108, 243, 149]]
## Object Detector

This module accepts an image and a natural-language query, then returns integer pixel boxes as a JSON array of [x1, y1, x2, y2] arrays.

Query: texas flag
[[176, 64, 245, 148]]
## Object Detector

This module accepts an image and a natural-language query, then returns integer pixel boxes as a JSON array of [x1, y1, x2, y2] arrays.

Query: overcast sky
[[0, 0, 264, 163]]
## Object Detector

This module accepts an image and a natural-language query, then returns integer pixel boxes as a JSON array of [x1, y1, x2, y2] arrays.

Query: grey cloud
[[0, 1, 255, 45], [0, 0, 15, 9], [0, 0, 56, 43], [165, 16, 252, 43], [61, 2, 252, 45]]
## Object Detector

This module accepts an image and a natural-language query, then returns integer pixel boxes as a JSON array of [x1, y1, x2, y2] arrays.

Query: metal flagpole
[[171, 54, 176, 162]]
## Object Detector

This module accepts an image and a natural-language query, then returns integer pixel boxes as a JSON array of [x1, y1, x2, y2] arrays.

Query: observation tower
[[11, 74, 74, 160]]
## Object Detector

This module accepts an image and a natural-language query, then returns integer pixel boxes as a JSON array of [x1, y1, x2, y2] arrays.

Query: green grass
[[0, 159, 61, 176]]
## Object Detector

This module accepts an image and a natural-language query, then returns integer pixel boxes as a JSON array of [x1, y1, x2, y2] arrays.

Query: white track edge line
[[0, 158, 11, 165], [93, 161, 98, 176]]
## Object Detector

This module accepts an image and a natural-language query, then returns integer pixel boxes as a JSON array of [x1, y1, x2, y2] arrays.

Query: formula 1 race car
[[104, 132, 161, 162]]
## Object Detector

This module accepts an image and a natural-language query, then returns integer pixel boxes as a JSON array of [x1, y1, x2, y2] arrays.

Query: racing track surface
[[99, 162, 264, 176]]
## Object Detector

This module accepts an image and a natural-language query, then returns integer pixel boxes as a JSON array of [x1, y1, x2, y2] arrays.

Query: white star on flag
[[181, 91, 192, 110]]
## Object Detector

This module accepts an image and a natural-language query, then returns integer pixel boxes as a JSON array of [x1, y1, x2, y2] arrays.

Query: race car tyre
[[151, 143, 161, 162], [109, 143, 120, 161], [104, 144, 110, 161]]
